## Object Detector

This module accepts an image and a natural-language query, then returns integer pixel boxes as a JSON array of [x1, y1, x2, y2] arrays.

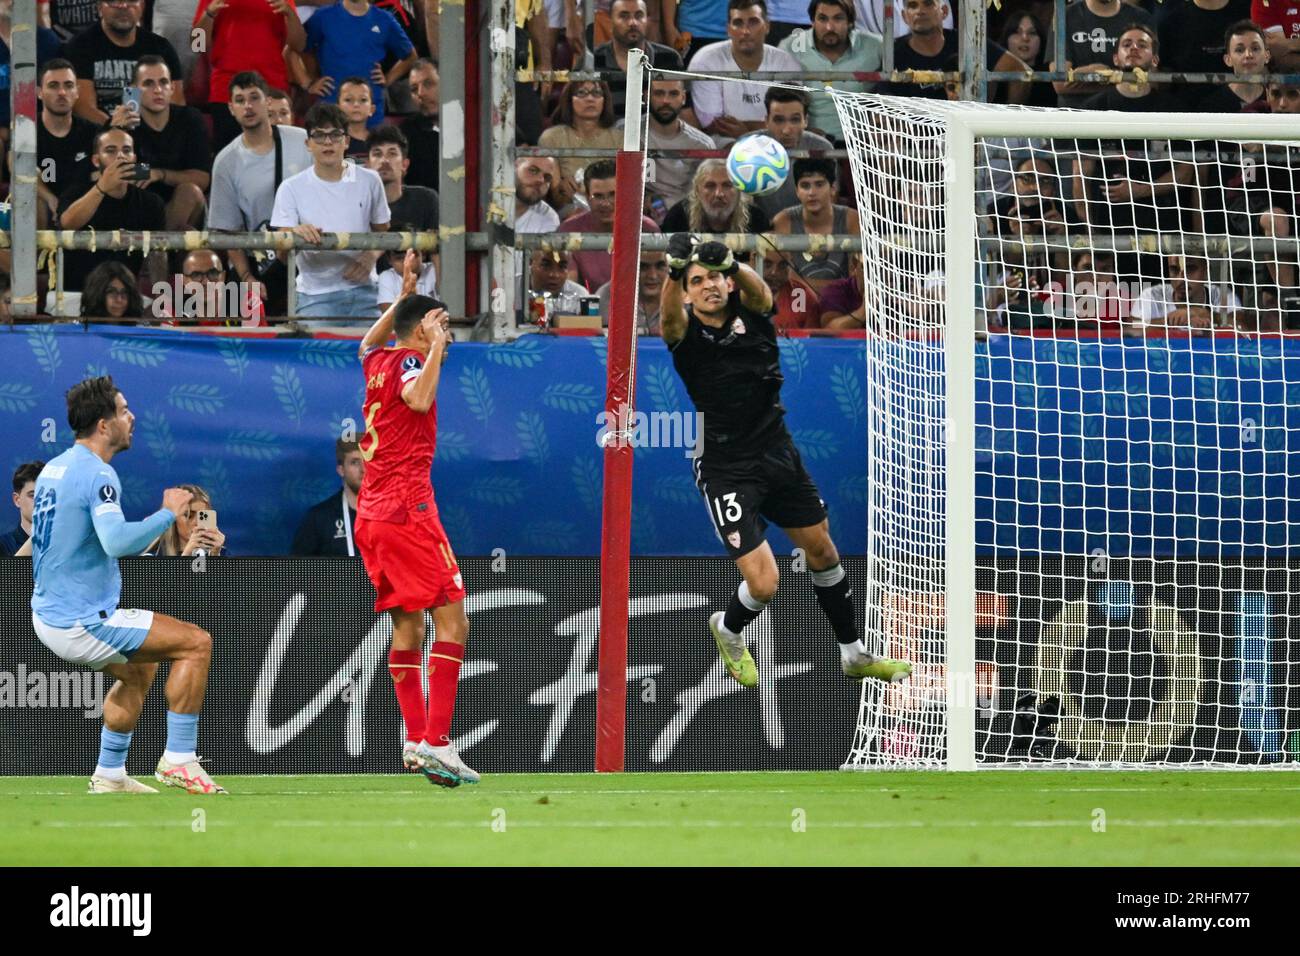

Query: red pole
[[595, 148, 645, 773]]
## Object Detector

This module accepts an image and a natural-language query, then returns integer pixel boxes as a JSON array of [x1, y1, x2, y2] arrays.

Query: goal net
[[832, 93, 1300, 769]]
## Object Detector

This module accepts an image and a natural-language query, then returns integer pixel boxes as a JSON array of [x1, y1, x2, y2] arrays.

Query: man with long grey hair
[[661, 159, 773, 239]]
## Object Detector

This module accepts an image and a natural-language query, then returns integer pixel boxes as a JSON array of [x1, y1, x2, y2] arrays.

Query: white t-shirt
[[270, 162, 391, 295], [687, 42, 803, 129], [1132, 282, 1240, 325], [517, 200, 561, 233], [209, 126, 312, 232], [377, 261, 439, 304]]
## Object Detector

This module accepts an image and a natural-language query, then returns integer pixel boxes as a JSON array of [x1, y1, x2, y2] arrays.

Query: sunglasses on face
[[309, 129, 348, 143], [184, 269, 224, 281]]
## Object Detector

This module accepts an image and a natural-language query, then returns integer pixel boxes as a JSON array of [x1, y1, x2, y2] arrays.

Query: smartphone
[[195, 509, 218, 531], [127, 162, 152, 181], [122, 86, 142, 112]]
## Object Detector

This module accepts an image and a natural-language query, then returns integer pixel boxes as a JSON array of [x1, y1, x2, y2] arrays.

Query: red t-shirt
[[194, 0, 294, 103], [358, 346, 437, 522], [1252, 0, 1300, 37]]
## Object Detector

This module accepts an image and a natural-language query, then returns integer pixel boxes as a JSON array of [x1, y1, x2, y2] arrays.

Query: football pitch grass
[[3, 771, 1299, 866]]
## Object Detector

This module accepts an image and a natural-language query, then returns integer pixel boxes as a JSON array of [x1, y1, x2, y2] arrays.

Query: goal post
[[833, 93, 1300, 770], [595, 48, 649, 773]]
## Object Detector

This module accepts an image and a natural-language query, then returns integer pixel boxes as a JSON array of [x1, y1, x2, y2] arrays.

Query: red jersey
[[358, 346, 437, 522], [1253, 1, 1300, 37], [193, 0, 293, 103]]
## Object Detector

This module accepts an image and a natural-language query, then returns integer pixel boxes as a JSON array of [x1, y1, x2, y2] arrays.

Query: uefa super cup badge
[[732, 318, 746, 336]]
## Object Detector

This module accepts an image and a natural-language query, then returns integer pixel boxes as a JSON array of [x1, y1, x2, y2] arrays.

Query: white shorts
[[32, 609, 155, 671]]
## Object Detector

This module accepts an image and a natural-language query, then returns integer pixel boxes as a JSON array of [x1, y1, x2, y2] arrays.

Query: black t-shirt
[[593, 41, 685, 118], [1059, 2, 1154, 107], [1082, 86, 1185, 113], [48, 0, 102, 42], [670, 297, 788, 461], [1158, 0, 1249, 72], [661, 200, 772, 235], [38, 115, 98, 198], [388, 184, 439, 231], [290, 491, 358, 557], [0, 526, 29, 557], [64, 23, 184, 112], [1196, 83, 1265, 113], [877, 32, 1005, 100], [132, 105, 212, 174], [56, 176, 166, 291], [401, 113, 440, 191]]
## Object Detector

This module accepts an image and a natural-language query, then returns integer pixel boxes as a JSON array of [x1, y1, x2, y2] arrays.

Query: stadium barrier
[[3, 554, 1295, 775], [0, 556, 862, 775]]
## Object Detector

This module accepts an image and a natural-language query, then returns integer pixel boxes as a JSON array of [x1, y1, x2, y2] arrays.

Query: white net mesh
[[832, 92, 1300, 769]]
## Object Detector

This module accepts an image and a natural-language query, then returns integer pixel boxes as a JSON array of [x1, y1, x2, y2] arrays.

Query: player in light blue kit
[[30, 376, 226, 795]]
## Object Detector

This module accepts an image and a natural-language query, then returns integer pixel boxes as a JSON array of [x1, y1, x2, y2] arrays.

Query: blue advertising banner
[[0, 327, 868, 556], [3, 328, 1299, 557]]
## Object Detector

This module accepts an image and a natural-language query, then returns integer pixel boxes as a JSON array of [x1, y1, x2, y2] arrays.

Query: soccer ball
[[726, 134, 790, 197]]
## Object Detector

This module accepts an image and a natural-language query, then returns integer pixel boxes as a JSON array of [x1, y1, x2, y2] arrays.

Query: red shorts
[[355, 506, 466, 614]]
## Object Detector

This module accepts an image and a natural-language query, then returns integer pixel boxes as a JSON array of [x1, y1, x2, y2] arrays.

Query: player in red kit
[[1254, 0, 1300, 69], [354, 251, 477, 787]]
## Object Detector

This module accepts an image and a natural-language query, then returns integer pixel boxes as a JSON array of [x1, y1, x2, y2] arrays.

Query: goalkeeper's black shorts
[[692, 437, 828, 559]]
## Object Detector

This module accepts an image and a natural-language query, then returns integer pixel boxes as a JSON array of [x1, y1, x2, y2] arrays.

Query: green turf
[[2, 771, 1298, 866]]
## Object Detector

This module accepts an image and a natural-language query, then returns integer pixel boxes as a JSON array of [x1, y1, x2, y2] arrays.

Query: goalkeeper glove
[[666, 232, 698, 280], [693, 241, 737, 277]]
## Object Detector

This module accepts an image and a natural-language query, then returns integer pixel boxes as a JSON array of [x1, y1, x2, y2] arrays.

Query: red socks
[[388, 648, 426, 743], [424, 641, 465, 747]]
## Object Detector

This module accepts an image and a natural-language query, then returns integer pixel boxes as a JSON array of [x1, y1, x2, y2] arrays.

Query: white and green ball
[[725, 134, 790, 197]]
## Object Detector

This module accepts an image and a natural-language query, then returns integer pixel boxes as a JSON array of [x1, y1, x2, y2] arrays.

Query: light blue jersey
[[30, 444, 175, 629]]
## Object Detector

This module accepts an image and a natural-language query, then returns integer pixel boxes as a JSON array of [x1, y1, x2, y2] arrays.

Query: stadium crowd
[[0, 0, 1298, 333]]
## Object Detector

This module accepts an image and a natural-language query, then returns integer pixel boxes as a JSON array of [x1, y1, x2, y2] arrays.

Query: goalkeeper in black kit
[[660, 233, 912, 687]]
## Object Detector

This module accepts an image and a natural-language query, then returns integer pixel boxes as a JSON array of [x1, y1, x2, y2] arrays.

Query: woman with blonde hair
[[148, 484, 227, 556]]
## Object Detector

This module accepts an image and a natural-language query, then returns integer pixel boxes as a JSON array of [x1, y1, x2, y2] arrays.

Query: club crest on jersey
[[453, 571, 464, 590], [402, 355, 422, 372], [732, 318, 746, 335], [727, 531, 741, 548], [97, 485, 117, 504]]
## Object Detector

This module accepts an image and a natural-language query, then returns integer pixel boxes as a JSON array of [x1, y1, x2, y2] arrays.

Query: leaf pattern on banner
[[643, 361, 680, 412], [167, 383, 225, 416], [458, 364, 495, 423], [524, 520, 579, 550], [107, 339, 169, 367], [590, 335, 608, 368], [571, 455, 600, 513], [272, 365, 307, 427], [631, 500, 659, 551], [118, 473, 151, 514], [652, 473, 701, 506], [327, 410, 361, 444], [84, 363, 109, 380], [217, 339, 249, 379], [838, 474, 868, 505], [225, 429, 283, 461], [139, 411, 176, 466], [542, 382, 600, 414], [830, 363, 864, 425], [253, 502, 289, 554], [299, 340, 354, 369], [437, 430, 470, 463], [791, 428, 840, 460], [780, 338, 808, 382], [438, 503, 477, 555], [0, 383, 38, 414], [516, 411, 549, 465], [467, 475, 525, 506], [282, 475, 339, 507], [26, 327, 62, 381], [198, 457, 231, 506], [486, 335, 547, 368]]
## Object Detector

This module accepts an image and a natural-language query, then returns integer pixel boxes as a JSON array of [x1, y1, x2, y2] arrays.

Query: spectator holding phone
[[55, 126, 166, 314], [147, 483, 227, 556], [65, 0, 185, 123]]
